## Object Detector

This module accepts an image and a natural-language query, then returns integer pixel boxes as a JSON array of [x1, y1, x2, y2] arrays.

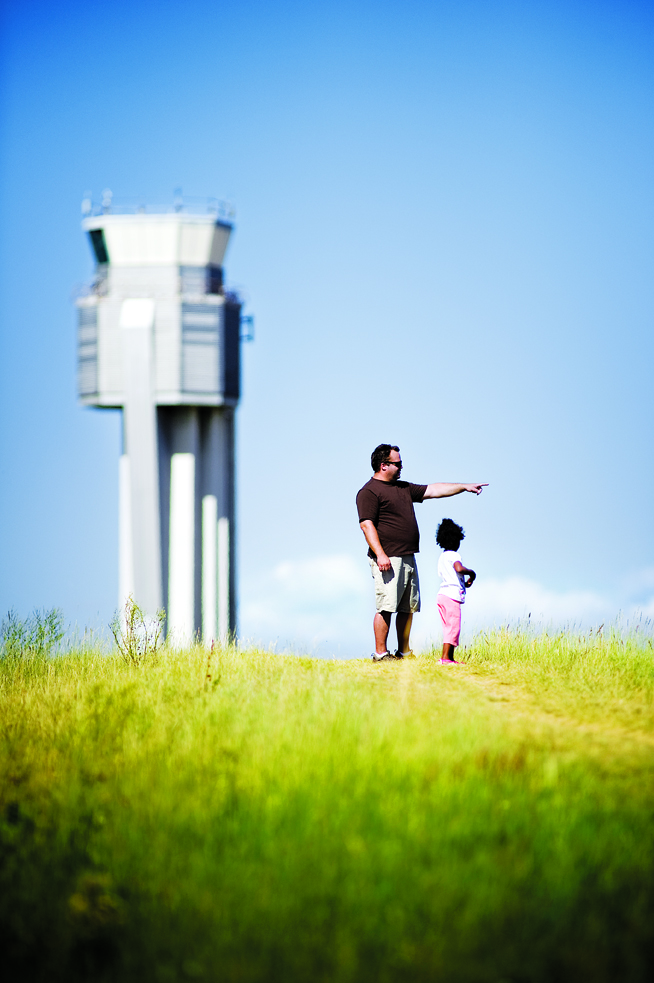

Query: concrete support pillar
[[201, 409, 235, 644], [118, 453, 134, 612], [167, 408, 199, 646], [217, 515, 231, 643], [201, 493, 218, 643], [118, 397, 236, 647], [120, 298, 162, 616]]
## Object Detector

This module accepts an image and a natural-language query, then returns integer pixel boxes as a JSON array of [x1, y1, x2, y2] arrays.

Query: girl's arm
[[454, 560, 476, 587]]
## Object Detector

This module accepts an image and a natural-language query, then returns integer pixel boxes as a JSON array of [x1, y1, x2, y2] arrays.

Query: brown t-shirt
[[356, 478, 428, 559]]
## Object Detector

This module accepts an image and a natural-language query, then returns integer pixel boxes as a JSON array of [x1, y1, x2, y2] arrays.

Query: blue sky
[[1, 0, 653, 656]]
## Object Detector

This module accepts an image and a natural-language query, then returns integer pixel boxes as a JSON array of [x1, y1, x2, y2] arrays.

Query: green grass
[[2, 631, 654, 982]]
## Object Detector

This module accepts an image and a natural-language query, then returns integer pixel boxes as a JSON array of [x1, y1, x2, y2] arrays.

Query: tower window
[[88, 228, 109, 265]]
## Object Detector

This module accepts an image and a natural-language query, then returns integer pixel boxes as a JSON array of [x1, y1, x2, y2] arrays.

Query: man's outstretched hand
[[466, 483, 488, 495]]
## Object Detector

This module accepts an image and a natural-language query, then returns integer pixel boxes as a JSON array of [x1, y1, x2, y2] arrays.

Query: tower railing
[[81, 193, 235, 222]]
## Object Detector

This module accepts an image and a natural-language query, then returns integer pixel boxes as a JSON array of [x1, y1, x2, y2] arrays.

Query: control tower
[[75, 192, 244, 646]]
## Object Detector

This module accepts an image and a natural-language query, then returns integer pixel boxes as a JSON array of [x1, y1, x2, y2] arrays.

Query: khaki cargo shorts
[[369, 554, 421, 614]]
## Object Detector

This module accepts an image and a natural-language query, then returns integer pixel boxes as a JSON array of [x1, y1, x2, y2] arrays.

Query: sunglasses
[[384, 460, 402, 468]]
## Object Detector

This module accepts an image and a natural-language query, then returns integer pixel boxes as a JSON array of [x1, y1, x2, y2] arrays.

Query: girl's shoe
[[439, 658, 463, 665]]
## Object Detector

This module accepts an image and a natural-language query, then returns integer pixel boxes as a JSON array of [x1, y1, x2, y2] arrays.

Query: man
[[356, 444, 487, 661]]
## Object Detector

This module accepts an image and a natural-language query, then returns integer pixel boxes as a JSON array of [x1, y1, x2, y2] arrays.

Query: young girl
[[436, 518, 476, 665]]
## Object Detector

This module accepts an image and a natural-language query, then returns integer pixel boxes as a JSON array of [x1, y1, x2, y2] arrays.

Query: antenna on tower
[[174, 187, 183, 213], [101, 188, 113, 213]]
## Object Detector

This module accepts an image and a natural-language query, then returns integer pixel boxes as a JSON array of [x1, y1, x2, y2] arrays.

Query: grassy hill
[[1, 629, 654, 981]]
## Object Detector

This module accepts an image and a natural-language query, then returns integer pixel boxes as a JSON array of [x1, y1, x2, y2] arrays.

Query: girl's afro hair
[[436, 518, 465, 550]]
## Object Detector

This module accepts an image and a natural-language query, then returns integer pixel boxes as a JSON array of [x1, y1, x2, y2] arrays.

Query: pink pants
[[438, 595, 462, 646]]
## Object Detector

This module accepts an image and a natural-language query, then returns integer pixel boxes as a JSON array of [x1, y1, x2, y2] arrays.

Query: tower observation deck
[[75, 194, 244, 645]]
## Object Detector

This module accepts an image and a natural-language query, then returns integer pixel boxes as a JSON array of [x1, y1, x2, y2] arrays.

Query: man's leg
[[373, 611, 392, 655], [395, 558, 419, 655], [396, 612, 413, 653], [370, 556, 400, 657]]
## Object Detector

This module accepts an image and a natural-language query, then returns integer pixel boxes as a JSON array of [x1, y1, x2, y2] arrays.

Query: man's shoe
[[394, 650, 415, 659], [371, 651, 391, 662]]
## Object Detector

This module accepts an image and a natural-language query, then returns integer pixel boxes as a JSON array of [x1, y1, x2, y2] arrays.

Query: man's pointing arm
[[423, 482, 488, 499]]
